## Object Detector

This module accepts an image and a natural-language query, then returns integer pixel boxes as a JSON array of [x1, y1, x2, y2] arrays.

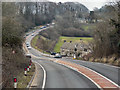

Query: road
[[25, 25, 119, 89], [62, 57, 120, 86], [33, 58, 98, 88]]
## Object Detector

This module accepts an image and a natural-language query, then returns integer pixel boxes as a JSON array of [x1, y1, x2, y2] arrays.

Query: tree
[[93, 1, 120, 57]]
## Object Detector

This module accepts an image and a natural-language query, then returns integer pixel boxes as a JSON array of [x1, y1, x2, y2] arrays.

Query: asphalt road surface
[[26, 26, 119, 88], [33, 58, 98, 88], [62, 57, 120, 86]]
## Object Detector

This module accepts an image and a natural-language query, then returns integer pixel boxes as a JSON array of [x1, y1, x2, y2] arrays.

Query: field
[[81, 23, 96, 31], [54, 36, 93, 52]]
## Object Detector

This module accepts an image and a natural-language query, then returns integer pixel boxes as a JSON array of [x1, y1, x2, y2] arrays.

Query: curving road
[[33, 58, 98, 88], [25, 25, 120, 88], [61, 57, 120, 86]]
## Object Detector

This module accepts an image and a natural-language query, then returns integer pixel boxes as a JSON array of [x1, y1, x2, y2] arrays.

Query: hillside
[[64, 2, 89, 12]]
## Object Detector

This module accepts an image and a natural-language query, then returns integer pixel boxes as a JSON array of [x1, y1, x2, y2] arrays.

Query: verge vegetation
[[82, 1, 120, 66]]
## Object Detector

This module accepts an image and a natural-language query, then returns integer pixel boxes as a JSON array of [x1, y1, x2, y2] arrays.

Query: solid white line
[[26, 64, 36, 88], [34, 61, 46, 90], [25, 26, 120, 88], [74, 59, 120, 69], [54, 61, 101, 89], [102, 63, 120, 69], [76, 63, 120, 88]]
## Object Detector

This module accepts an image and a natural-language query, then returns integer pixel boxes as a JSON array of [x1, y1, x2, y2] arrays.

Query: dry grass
[[107, 57, 115, 65], [113, 59, 120, 66], [87, 56, 120, 67], [89, 57, 94, 62], [17, 63, 35, 88]]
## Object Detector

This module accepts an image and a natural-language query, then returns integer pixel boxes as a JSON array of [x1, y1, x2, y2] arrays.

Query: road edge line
[[62, 60, 120, 88], [34, 61, 46, 90], [80, 65, 120, 88], [54, 61, 101, 89], [26, 62, 36, 88]]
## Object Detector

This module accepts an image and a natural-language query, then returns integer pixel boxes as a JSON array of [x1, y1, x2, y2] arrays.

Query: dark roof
[[61, 42, 90, 50]]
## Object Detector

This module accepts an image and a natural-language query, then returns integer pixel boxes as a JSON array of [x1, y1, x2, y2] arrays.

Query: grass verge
[[31, 35, 50, 54], [17, 63, 35, 88]]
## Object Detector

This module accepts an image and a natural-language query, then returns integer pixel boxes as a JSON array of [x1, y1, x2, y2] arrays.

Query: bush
[[2, 47, 29, 88], [2, 17, 23, 47]]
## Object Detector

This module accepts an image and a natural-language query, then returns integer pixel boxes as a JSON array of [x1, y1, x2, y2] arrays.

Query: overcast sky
[[48, 0, 114, 11]]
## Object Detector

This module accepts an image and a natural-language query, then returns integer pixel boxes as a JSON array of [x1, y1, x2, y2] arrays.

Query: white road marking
[[102, 63, 120, 69], [28, 51, 120, 89], [74, 63, 120, 88], [84, 66, 120, 88], [26, 65, 36, 88], [55, 62, 102, 89], [24, 26, 120, 89], [34, 61, 46, 90], [30, 52, 120, 88]]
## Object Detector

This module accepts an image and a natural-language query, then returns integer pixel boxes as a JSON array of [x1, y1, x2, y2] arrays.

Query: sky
[[48, 0, 115, 11], [2, 0, 117, 11]]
